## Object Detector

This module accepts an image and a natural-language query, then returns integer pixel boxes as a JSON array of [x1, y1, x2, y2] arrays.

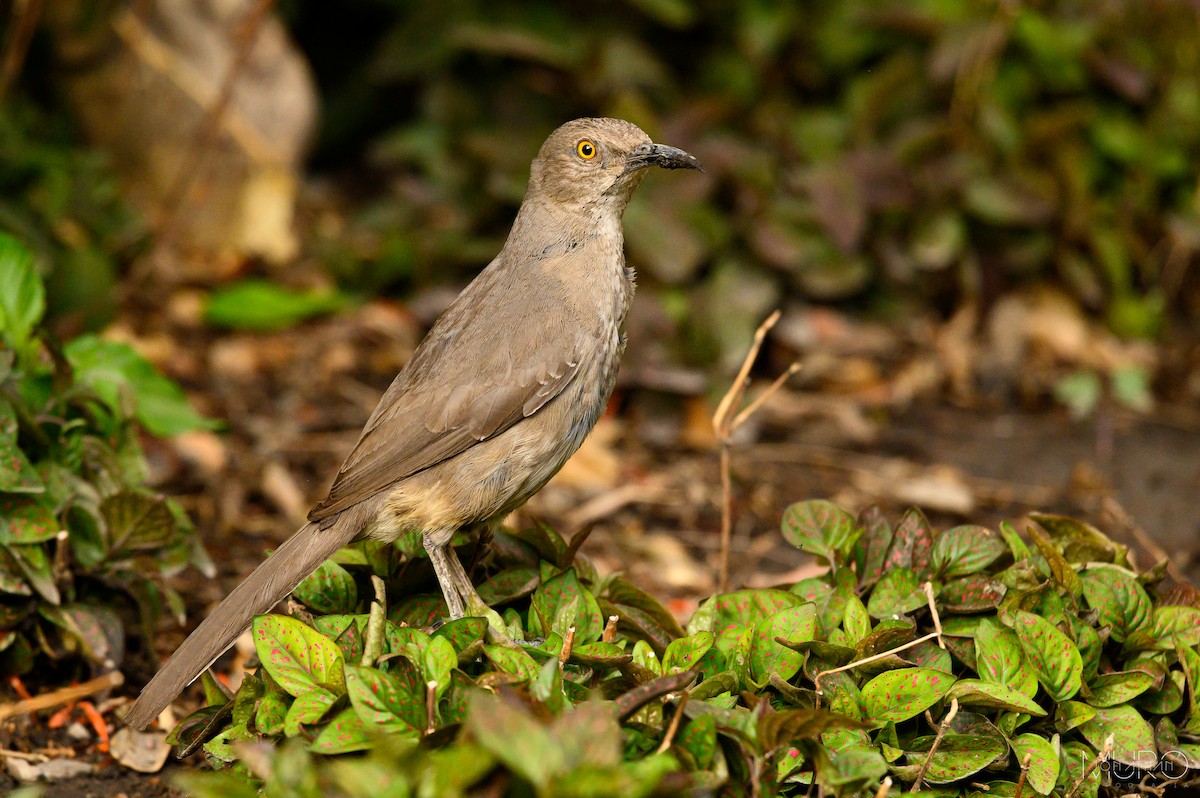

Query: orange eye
[[577, 140, 597, 159]]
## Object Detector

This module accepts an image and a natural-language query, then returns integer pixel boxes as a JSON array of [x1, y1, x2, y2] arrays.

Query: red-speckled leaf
[[677, 713, 716, 769], [857, 505, 893, 588], [0, 547, 30, 595], [569, 641, 630, 668], [1085, 670, 1154, 707], [1010, 610, 1081, 702], [688, 589, 801, 633], [283, 687, 336, 737], [750, 603, 818, 685], [903, 734, 1007, 783], [780, 499, 862, 568], [932, 525, 1006, 580], [1080, 565, 1151, 644], [294, 559, 358, 614], [0, 496, 57, 544], [388, 594, 446, 627], [313, 614, 366, 662], [310, 707, 373, 753], [529, 567, 603, 643], [946, 679, 1045, 715], [860, 667, 955, 723], [854, 620, 916, 660], [866, 567, 925, 619], [0, 402, 42, 494], [1079, 705, 1156, 769], [940, 575, 1007, 612], [974, 618, 1037, 696], [483, 643, 539, 682], [1012, 733, 1059, 795], [39, 604, 121, 667], [432, 616, 488, 657], [663, 631, 714, 675], [476, 566, 539, 605], [1138, 669, 1184, 715], [1126, 606, 1200, 651], [344, 663, 423, 733], [883, 507, 934, 577], [252, 614, 345, 697], [255, 690, 288, 735], [1054, 700, 1096, 733]]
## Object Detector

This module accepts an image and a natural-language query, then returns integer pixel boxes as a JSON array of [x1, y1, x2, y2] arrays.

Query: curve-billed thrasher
[[125, 117, 701, 730]]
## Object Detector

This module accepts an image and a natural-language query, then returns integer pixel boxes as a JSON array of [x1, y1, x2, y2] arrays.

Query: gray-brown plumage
[[125, 118, 701, 731]]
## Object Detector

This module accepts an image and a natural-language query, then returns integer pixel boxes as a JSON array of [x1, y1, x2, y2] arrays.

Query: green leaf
[[860, 667, 955, 723], [662, 631, 714, 675], [101, 491, 175, 551], [931, 525, 1006, 579], [866, 567, 925, 619], [1080, 566, 1151, 643], [1012, 733, 1059, 795], [8, 543, 58, 603], [974, 618, 1037, 697], [65, 335, 216, 436], [252, 614, 345, 697], [998, 521, 1031, 561], [0, 232, 44, 349], [1025, 522, 1081, 597], [1085, 670, 1154, 707], [780, 499, 861, 568], [204, 279, 352, 331], [1057, 741, 1100, 798], [749, 603, 818, 685], [688, 588, 800, 632], [946, 679, 1045, 715], [344, 663, 423, 734], [1010, 610, 1082, 702], [465, 692, 563, 790], [903, 733, 1008, 783], [255, 690, 288, 735], [1078, 705, 1156, 769], [294, 559, 358, 614]]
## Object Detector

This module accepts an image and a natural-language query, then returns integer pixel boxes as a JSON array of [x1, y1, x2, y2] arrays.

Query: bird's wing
[[308, 264, 589, 521]]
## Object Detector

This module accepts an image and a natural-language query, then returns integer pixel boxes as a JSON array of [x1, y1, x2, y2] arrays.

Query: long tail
[[124, 519, 357, 730]]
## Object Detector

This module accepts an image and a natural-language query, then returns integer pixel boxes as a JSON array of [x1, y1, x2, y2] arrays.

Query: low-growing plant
[[0, 232, 212, 679], [168, 498, 1199, 797]]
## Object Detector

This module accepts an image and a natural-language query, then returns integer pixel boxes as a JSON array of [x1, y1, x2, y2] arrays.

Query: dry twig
[[910, 698, 959, 792], [559, 626, 576, 666], [1064, 734, 1113, 798], [655, 692, 690, 754], [424, 681, 438, 735], [0, 0, 42, 100], [923, 581, 945, 649], [814, 631, 940, 698], [0, 671, 124, 722], [712, 310, 799, 592], [1013, 752, 1033, 798]]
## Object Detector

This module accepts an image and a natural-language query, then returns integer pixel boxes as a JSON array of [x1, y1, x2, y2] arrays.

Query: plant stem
[[910, 698, 958, 792]]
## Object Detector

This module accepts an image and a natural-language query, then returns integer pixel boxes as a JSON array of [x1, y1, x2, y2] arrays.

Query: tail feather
[[125, 519, 357, 730]]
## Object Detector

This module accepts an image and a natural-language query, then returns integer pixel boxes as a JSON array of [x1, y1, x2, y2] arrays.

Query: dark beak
[[623, 142, 704, 175]]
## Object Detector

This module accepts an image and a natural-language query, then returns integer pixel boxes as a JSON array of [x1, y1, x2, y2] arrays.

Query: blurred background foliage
[[5, 0, 1200, 360]]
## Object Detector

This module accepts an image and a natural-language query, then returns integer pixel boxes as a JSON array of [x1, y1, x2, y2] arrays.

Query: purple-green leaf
[[931, 525, 1006, 580], [1078, 705, 1156, 769]]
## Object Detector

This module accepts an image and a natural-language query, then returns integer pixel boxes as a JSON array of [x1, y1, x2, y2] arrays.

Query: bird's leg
[[444, 545, 491, 617], [424, 532, 467, 619]]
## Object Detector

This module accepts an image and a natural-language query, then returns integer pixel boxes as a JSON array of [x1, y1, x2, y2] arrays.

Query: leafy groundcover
[[169, 502, 1200, 798]]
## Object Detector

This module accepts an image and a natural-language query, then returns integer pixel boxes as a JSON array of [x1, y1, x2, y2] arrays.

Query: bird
[[124, 117, 702, 730]]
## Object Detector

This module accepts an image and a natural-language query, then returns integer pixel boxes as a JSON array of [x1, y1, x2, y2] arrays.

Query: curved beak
[[623, 142, 704, 175]]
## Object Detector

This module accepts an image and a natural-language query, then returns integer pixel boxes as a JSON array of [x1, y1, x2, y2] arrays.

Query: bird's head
[[528, 118, 702, 213]]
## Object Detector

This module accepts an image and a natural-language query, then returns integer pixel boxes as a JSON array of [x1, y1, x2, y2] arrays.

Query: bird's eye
[[576, 140, 597, 160]]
